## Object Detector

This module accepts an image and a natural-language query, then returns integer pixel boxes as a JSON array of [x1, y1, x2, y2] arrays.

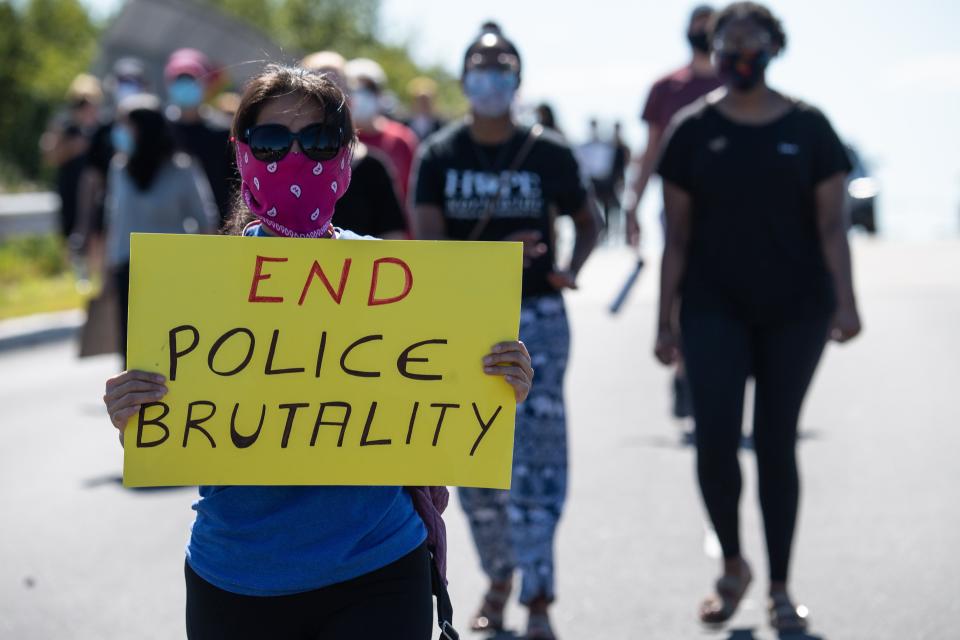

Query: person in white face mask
[[411, 21, 601, 640], [301, 51, 410, 239], [345, 58, 419, 208]]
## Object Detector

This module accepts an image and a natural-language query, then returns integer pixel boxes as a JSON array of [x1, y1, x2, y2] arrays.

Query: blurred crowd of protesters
[[574, 118, 631, 240], [39, 45, 455, 356], [39, 48, 456, 256], [39, 53, 231, 283]]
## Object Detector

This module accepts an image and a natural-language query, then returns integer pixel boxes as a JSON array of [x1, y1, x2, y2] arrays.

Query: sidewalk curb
[[0, 309, 84, 352]]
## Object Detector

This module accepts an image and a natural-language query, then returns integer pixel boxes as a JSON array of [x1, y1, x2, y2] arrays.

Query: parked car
[[844, 145, 878, 234]]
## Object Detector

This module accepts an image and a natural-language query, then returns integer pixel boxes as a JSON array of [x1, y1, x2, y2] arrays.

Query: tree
[[0, 0, 463, 188], [0, 0, 98, 186], [203, 0, 465, 117], [21, 0, 98, 104], [199, 0, 274, 30], [0, 1, 29, 186], [278, 0, 379, 54]]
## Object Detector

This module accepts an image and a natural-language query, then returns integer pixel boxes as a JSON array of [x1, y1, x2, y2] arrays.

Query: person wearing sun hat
[[404, 76, 446, 142], [40, 74, 105, 240]]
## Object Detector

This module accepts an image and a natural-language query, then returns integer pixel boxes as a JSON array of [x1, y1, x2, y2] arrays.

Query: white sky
[[86, 0, 960, 238]]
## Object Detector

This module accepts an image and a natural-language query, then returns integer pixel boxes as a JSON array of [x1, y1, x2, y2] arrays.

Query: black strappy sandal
[[699, 561, 752, 626], [526, 611, 557, 639], [769, 592, 809, 633], [470, 584, 511, 632]]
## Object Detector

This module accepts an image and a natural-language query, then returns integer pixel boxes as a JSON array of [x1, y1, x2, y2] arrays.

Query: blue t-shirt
[[185, 223, 426, 596]]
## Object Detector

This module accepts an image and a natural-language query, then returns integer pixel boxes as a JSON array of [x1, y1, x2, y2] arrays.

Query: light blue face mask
[[463, 69, 518, 118], [111, 124, 135, 156], [168, 77, 204, 108], [115, 80, 143, 104]]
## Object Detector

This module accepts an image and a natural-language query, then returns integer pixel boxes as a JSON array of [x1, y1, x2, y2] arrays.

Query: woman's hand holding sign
[[104, 370, 168, 443], [483, 340, 534, 403]]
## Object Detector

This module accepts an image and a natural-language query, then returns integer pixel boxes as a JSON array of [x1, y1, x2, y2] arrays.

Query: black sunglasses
[[241, 123, 344, 162]]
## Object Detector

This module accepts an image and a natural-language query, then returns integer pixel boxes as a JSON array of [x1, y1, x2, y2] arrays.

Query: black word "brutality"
[[135, 400, 503, 457]]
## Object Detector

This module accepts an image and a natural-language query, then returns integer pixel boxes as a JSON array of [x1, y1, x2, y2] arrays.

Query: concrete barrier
[[0, 192, 60, 238]]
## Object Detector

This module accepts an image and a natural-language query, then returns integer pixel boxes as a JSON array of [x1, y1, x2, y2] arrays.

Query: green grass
[[0, 234, 86, 320]]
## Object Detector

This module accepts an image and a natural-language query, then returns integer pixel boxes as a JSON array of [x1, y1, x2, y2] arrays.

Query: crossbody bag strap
[[431, 551, 460, 639], [466, 124, 544, 242]]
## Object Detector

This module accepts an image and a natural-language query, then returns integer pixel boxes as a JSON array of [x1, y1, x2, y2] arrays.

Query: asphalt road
[[1, 237, 958, 639]]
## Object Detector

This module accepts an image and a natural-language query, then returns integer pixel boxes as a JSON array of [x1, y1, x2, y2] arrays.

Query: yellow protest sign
[[123, 233, 522, 489]]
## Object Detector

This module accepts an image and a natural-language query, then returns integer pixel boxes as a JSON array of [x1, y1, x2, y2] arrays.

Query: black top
[[612, 142, 629, 185], [54, 119, 96, 238], [333, 149, 408, 238], [657, 99, 852, 323], [405, 115, 446, 142], [171, 118, 236, 226], [56, 153, 85, 237], [414, 121, 588, 297], [82, 121, 116, 233], [86, 121, 115, 177]]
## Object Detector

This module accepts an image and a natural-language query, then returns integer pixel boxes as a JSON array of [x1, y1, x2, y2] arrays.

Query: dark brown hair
[[115, 94, 176, 192], [224, 64, 356, 234], [462, 21, 522, 78], [125, 106, 176, 191], [709, 2, 787, 51]]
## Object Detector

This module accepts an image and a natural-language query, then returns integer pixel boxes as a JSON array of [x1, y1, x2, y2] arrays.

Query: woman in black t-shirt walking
[[412, 22, 600, 640], [654, 3, 861, 633]]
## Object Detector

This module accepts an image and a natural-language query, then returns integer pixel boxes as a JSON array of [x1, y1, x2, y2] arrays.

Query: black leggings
[[681, 309, 830, 583], [185, 543, 433, 640]]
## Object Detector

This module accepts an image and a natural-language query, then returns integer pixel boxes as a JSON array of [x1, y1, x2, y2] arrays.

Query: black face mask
[[717, 49, 771, 91], [687, 31, 711, 54]]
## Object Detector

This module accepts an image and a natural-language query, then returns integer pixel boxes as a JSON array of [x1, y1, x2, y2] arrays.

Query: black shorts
[[185, 543, 433, 640]]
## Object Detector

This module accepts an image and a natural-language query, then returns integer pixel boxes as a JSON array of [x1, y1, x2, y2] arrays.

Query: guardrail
[[0, 192, 60, 238]]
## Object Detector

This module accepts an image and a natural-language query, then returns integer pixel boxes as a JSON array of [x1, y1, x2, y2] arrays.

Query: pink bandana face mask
[[235, 141, 352, 238]]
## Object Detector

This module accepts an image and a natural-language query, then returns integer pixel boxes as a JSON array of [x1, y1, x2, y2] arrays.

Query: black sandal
[[470, 584, 511, 632], [699, 561, 752, 626], [526, 611, 557, 639], [769, 592, 809, 633]]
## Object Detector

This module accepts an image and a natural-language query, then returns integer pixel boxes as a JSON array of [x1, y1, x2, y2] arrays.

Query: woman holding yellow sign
[[103, 64, 533, 640]]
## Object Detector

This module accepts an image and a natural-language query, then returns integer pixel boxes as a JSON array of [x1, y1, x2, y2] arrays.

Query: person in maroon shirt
[[345, 58, 420, 213], [624, 4, 722, 247], [624, 4, 723, 419]]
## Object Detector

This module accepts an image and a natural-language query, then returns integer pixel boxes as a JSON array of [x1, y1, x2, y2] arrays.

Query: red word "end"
[[248, 255, 414, 307]]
